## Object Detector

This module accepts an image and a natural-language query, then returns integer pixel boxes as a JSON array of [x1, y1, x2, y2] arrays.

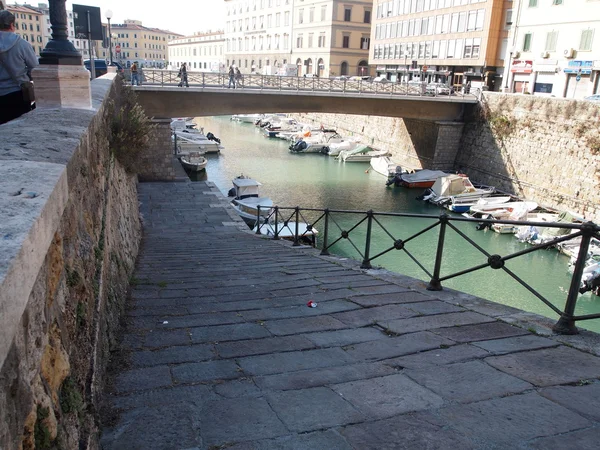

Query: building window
[[528, 0, 537, 6], [342, 35, 350, 48], [552, 0, 562, 4], [296, 34, 303, 48], [580, 29, 594, 51], [361, 37, 370, 50], [308, 33, 313, 47], [309, 8, 314, 22], [299, 9, 304, 24], [344, 7, 351, 22], [321, 5, 326, 21], [505, 9, 513, 28], [545, 31, 558, 51], [318, 34, 326, 47], [523, 33, 532, 52], [364, 10, 371, 23]]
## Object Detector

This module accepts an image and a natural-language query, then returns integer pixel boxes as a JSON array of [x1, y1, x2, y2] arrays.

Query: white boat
[[253, 221, 319, 246], [370, 156, 403, 179], [289, 131, 345, 153], [339, 147, 388, 163], [423, 174, 495, 208], [263, 118, 301, 138], [228, 177, 274, 227], [179, 152, 207, 172], [171, 119, 223, 153], [325, 139, 363, 156], [232, 114, 263, 123], [391, 170, 450, 188]]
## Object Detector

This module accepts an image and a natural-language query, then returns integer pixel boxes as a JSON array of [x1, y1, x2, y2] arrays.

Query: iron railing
[[255, 205, 600, 335], [134, 69, 481, 101]]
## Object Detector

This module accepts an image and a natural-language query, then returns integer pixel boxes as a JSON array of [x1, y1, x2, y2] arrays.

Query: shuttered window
[[579, 29, 594, 51]]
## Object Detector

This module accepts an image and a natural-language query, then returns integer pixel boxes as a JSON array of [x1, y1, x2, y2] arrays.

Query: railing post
[[343, 79, 346, 93], [161, 70, 164, 86], [361, 210, 374, 269], [273, 206, 280, 240], [427, 213, 448, 291], [293, 207, 301, 246], [255, 205, 262, 234], [202, 72, 205, 87], [320, 209, 330, 255], [553, 222, 596, 334]]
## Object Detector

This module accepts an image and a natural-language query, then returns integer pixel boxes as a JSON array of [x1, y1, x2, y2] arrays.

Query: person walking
[[0, 10, 38, 124], [228, 65, 236, 89], [130, 61, 139, 86], [178, 62, 189, 87], [235, 67, 243, 89]]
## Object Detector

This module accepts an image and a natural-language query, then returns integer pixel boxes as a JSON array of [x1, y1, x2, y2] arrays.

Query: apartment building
[[224, 0, 294, 74], [370, 0, 511, 90], [504, 0, 600, 98], [110, 20, 182, 68], [7, 4, 44, 55], [168, 31, 226, 72], [292, 0, 373, 77]]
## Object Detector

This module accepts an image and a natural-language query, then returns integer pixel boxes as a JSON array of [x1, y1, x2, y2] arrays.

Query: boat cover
[[431, 175, 476, 197], [400, 170, 448, 184]]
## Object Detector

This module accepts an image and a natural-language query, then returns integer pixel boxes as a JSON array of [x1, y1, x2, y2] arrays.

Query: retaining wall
[[0, 75, 141, 449]]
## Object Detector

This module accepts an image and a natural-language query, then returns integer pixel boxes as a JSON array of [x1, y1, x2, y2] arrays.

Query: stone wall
[[137, 118, 178, 181], [0, 76, 141, 449], [457, 93, 600, 222]]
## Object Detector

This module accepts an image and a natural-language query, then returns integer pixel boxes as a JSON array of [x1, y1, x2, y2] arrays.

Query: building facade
[[109, 20, 182, 68], [292, 0, 373, 77], [224, 0, 294, 74], [504, 0, 600, 98], [168, 31, 226, 71], [7, 4, 44, 55], [369, 0, 511, 90]]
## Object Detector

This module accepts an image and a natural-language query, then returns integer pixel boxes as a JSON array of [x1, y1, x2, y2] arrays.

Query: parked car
[[372, 76, 390, 83], [407, 80, 427, 94], [349, 75, 371, 81], [303, 73, 319, 78], [426, 83, 451, 95], [584, 94, 600, 102], [83, 59, 124, 78]]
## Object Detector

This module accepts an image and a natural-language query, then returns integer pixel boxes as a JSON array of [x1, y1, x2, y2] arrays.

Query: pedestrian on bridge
[[178, 62, 189, 88], [235, 67, 243, 88], [0, 10, 38, 124], [228, 65, 236, 89], [130, 61, 139, 86]]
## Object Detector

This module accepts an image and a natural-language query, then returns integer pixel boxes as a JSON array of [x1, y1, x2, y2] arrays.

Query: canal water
[[192, 115, 600, 333]]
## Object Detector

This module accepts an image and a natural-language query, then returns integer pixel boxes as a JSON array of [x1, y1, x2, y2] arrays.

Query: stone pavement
[[100, 181, 600, 450]]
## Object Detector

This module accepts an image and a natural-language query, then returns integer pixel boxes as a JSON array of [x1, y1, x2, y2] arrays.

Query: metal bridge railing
[[137, 69, 481, 101], [255, 205, 599, 335]]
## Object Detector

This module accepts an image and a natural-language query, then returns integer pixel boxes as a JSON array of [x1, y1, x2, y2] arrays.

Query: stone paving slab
[[101, 182, 600, 450]]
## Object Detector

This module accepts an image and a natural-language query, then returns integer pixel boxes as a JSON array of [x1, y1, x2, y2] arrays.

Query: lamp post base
[[32, 65, 92, 110]]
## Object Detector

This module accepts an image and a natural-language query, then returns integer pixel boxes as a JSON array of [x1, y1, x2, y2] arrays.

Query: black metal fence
[[135, 69, 480, 100], [255, 205, 600, 335]]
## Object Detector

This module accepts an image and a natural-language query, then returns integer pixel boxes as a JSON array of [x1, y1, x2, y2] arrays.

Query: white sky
[[65, 0, 226, 36]]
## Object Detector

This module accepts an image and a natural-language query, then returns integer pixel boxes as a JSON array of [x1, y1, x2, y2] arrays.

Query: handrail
[[254, 205, 600, 335], [135, 69, 480, 101]]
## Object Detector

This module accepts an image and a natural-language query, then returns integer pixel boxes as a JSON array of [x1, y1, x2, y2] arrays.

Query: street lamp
[[105, 9, 113, 64]]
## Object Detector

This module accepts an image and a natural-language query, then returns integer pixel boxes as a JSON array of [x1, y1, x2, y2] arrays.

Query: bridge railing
[[255, 205, 600, 335], [138, 69, 480, 100]]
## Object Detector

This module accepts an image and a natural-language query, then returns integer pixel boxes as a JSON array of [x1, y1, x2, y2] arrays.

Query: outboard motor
[[206, 132, 221, 144], [260, 121, 270, 128], [227, 187, 236, 197], [290, 139, 308, 152], [416, 188, 432, 201]]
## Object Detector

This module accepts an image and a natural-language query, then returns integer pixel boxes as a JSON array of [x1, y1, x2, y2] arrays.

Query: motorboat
[[390, 169, 450, 188], [448, 195, 511, 214], [263, 118, 301, 138], [370, 156, 403, 179], [289, 131, 345, 153], [171, 119, 223, 154], [253, 221, 319, 247], [179, 152, 207, 172], [174, 133, 222, 154], [422, 174, 495, 207], [338, 147, 388, 163], [326, 139, 363, 157], [228, 176, 274, 227], [231, 114, 263, 123]]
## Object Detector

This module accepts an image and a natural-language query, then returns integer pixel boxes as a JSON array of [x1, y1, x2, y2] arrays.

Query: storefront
[[563, 60, 593, 99], [510, 60, 533, 94], [532, 60, 558, 96]]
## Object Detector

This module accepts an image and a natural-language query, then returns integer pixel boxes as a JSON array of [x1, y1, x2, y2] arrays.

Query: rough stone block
[[237, 348, 355, 376]]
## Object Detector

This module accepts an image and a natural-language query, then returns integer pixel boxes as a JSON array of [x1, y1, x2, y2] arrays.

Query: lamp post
[[105, 9, 113, 64], [39, 0, 82, 64]]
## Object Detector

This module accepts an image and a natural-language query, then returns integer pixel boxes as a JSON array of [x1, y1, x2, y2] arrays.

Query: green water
[[194, 116, 600, 333]]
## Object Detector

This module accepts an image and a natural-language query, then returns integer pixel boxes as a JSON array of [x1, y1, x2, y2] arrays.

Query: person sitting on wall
[[0, 10, 38, 124]]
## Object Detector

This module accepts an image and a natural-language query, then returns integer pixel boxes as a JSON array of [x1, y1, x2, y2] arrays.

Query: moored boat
[[179, 152, 207, 172], [370, 156, 403, 179], [228, 176, 274, 227], [422, 174, 495, 207], [253, 221, 319, 247], [392, 169, 450, 188], [339, 147, 388, 163]]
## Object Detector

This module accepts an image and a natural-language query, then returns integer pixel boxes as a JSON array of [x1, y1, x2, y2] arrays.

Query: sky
[[64, 0, 225, 36]]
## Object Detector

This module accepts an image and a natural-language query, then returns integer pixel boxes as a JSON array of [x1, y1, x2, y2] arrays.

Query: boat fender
[[321, 146, 329, 155]]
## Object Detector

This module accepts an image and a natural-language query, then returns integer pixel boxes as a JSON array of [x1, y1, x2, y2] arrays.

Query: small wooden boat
[[180, 152, 207, 172], [397, 170, 449, 188]]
